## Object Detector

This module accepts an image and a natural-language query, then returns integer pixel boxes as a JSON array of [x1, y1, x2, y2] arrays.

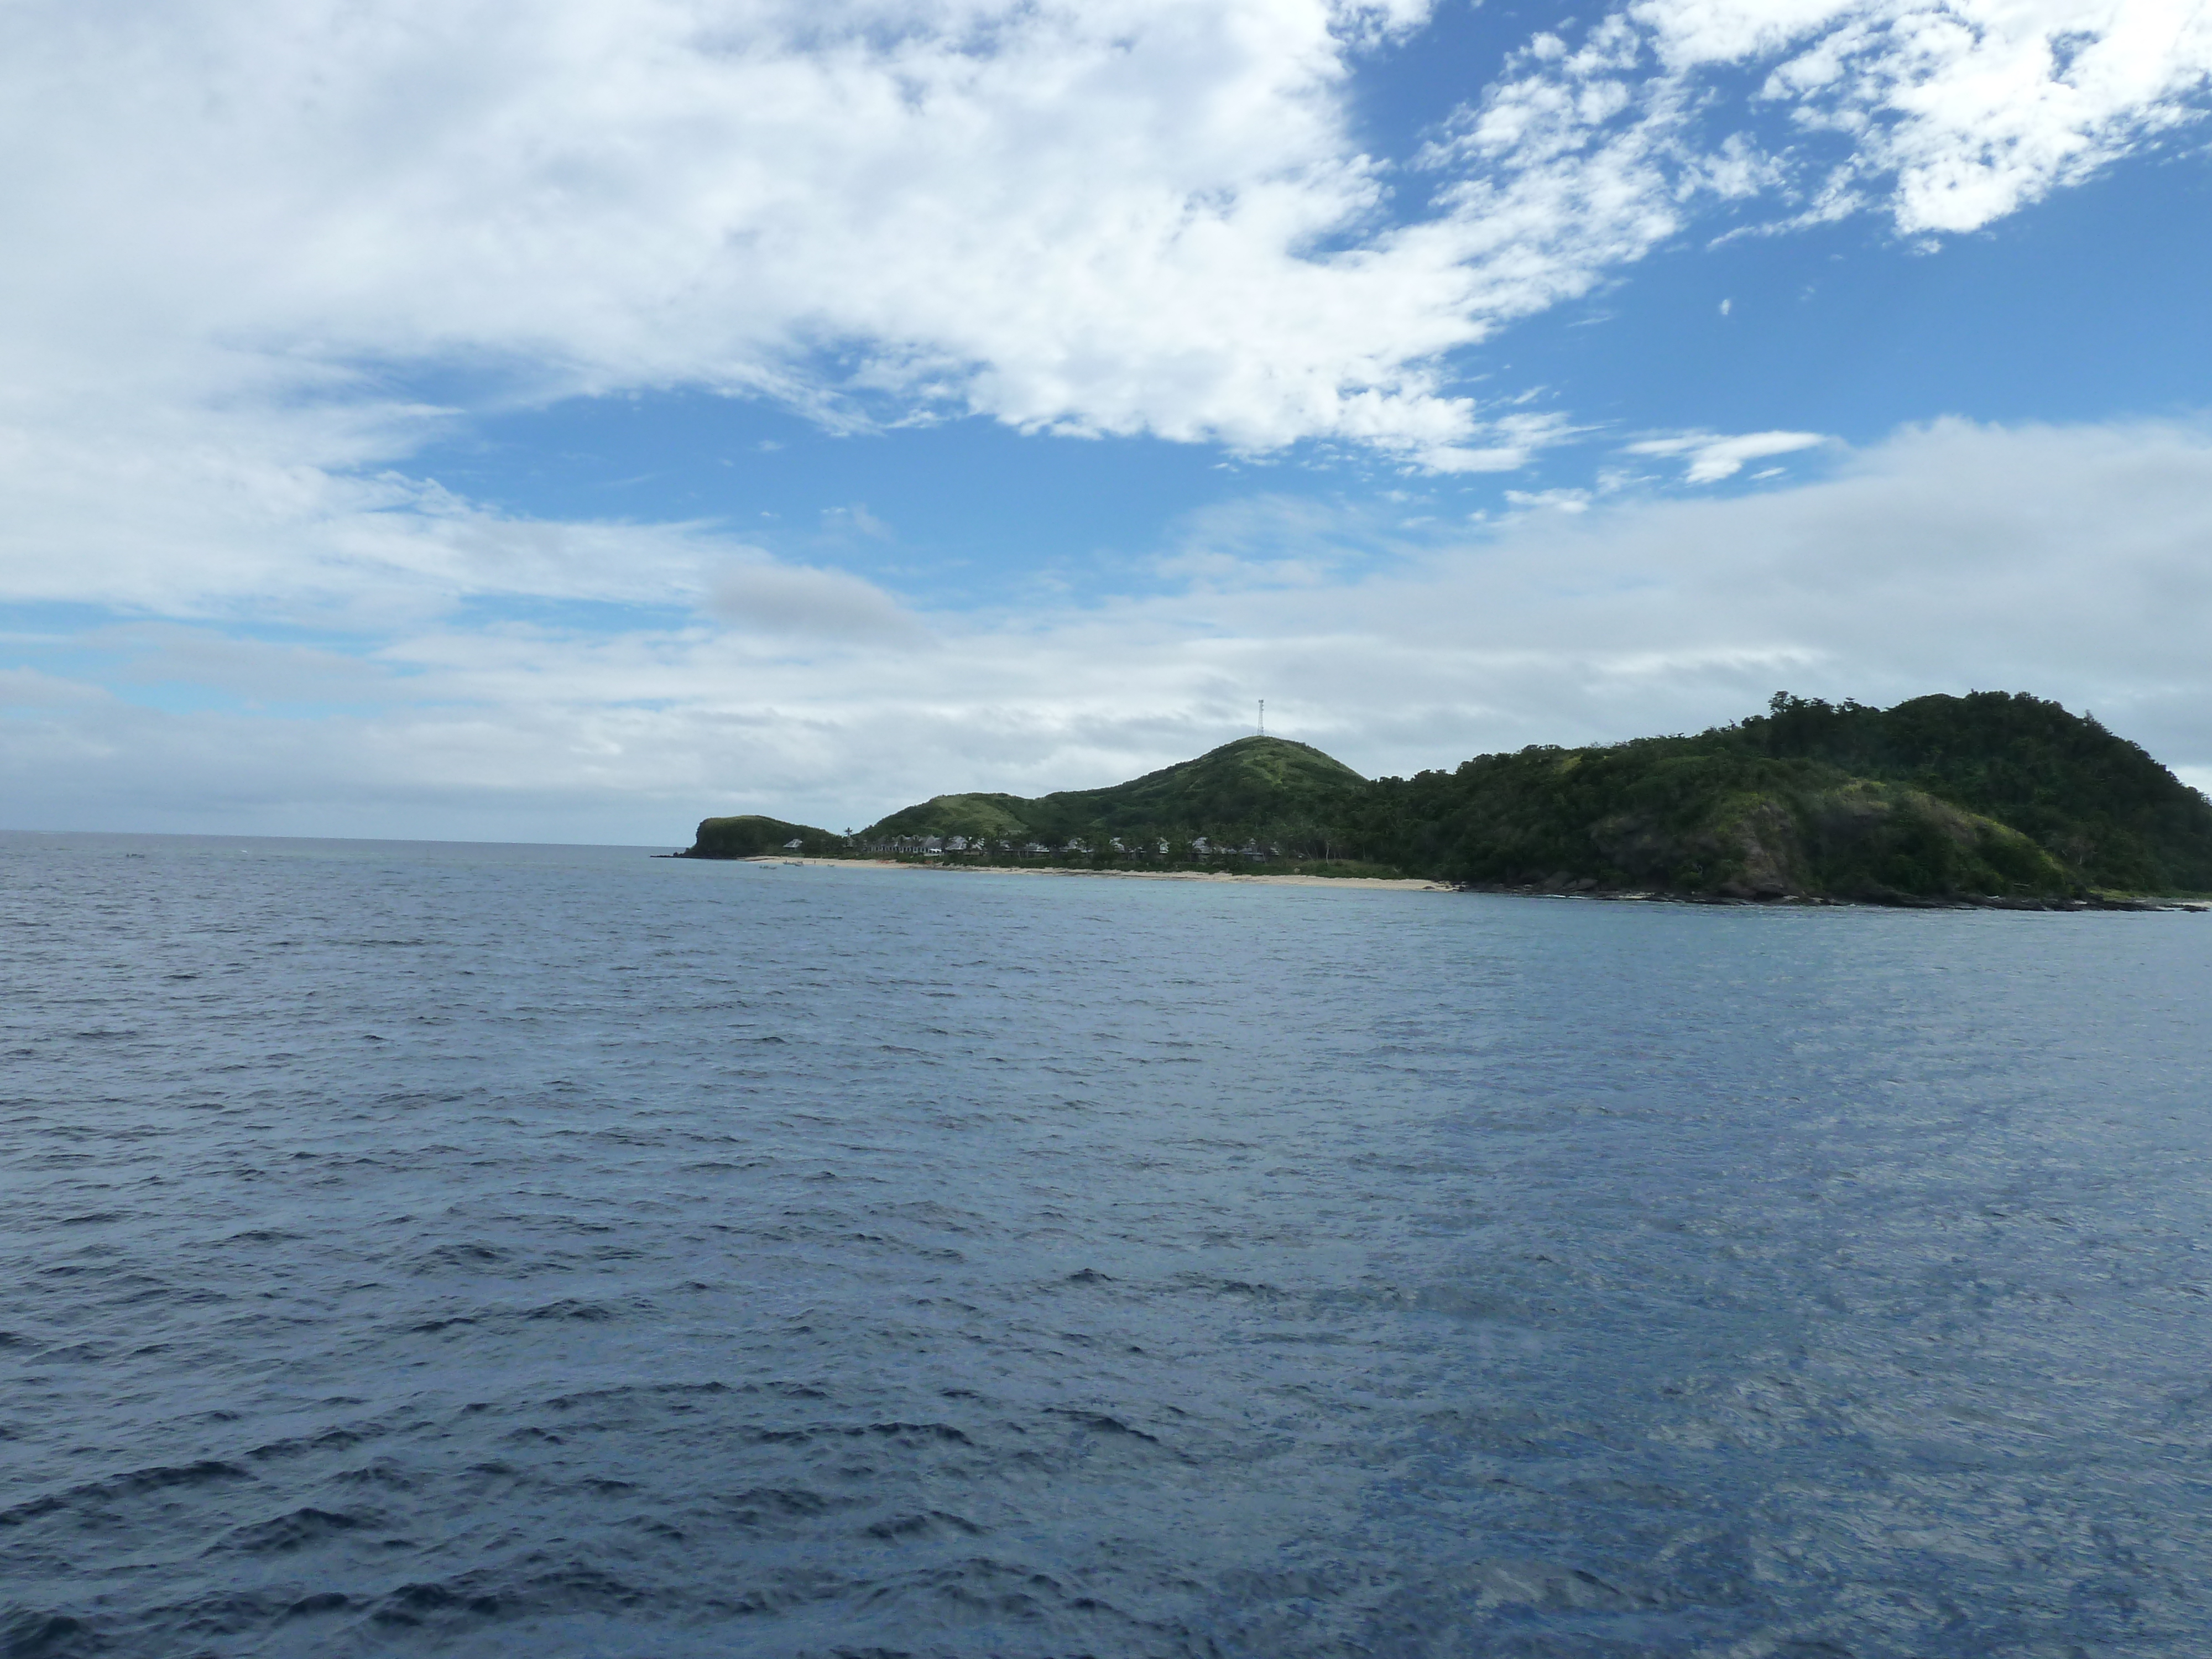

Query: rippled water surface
[[4, 832, 2210, 1657]]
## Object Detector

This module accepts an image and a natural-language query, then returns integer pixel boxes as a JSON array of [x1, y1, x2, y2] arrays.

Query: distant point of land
[[682, 694, 2212, 909]]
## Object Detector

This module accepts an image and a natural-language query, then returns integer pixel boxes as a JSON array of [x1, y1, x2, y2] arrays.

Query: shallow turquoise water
[[3, 832, 2209, 1656]]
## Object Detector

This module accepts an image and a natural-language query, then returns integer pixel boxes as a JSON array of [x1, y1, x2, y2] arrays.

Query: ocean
[[3, 832, 2208, 1657]]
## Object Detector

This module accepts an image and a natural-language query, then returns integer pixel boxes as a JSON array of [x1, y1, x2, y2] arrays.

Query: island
[[682, 692, 2212, 908]]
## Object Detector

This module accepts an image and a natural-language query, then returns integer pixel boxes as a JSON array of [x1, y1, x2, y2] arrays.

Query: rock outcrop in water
[[682, 692, 2212, 904]]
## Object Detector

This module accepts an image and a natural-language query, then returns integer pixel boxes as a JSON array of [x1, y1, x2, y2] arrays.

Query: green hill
[[685, 813, 842, 859], [1347, 744, 2075, 900], [862, 791, 1038, 843], [1746, 692, 2212, 891], [863, 736, 1367, 847], [1341, 692, 2212, 899]]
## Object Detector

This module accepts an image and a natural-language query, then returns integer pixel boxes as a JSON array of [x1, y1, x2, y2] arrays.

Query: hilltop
[[864, 736, 1366, 849], [682, 695, 2212, 904]]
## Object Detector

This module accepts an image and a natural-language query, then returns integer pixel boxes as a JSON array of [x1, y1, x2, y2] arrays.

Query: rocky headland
[[683, 692, 2212, 909]]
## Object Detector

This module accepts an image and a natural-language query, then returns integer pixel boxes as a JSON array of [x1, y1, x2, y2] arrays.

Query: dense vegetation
[[1750, 692, 2212, 891], [1343, 741, 2072, 899], [1329, 693, 2211, 898], [685, 693, 2212, 901]]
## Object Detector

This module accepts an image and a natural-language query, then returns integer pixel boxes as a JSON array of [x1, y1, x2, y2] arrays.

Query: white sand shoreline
[[727, 855, 1449, 891], [709, 858, 2210, 911]]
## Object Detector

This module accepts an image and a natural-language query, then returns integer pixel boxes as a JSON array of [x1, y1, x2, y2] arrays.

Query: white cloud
[[1634, 0, 2212, 234], [0, 0, 1491, 465], [1504, 488, 1594, 512], [0, 0, 2197, 506], [7, 419, 2211, 839], [1626, 429, 1831, 482]]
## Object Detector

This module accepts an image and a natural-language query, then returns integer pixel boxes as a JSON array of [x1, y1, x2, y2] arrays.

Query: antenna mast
[[1258, 698, 1265, 738]]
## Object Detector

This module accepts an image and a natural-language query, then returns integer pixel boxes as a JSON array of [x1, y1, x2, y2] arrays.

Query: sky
[[4, 0, 2211, 843]]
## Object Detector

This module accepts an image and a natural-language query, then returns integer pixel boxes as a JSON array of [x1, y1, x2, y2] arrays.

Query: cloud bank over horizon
[[3, 0, 2209, 837], [8, 418, 2211, 841]]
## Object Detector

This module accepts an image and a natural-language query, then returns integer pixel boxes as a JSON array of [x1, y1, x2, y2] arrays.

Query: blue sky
[[4, 0, 2212, 840], [414, 142, 2212, 602]]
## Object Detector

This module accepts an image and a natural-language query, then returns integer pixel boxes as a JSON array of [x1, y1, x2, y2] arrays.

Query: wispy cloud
[[1646, 0, 2212, 234], [1503, 488, 1594, 513], [1625, 430, 1831, 482]]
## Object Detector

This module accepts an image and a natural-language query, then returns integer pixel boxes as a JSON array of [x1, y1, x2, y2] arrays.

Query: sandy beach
[[732, 855, 1450, 891]]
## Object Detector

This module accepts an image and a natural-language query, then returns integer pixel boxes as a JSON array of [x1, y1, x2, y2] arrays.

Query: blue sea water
[[2, 831, 2209, 1658]]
